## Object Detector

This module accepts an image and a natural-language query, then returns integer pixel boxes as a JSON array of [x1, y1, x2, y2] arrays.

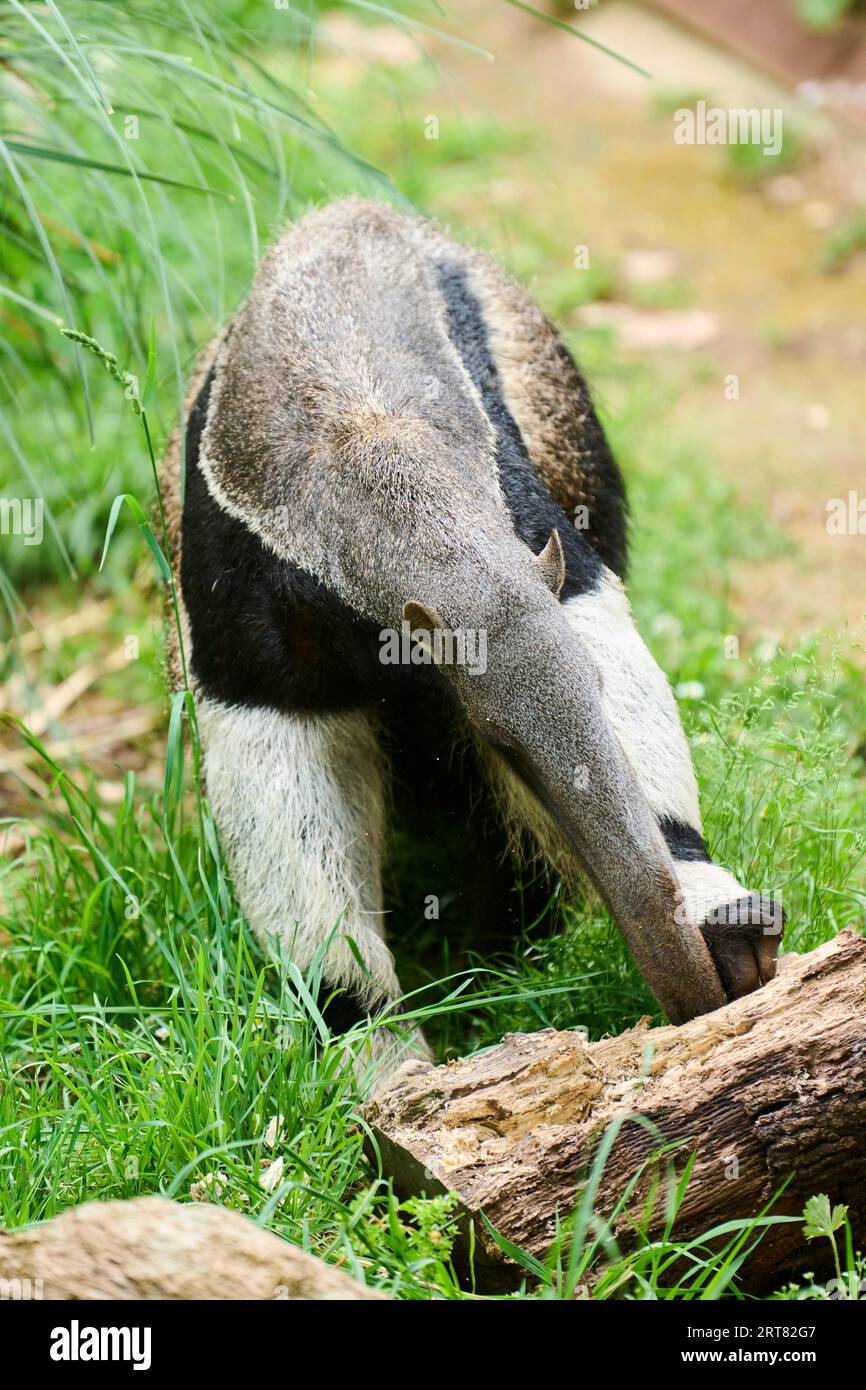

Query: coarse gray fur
[[162, 198, 780, 1085]]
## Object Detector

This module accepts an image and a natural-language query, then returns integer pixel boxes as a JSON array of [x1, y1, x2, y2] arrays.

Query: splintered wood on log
[[366, 930, 866, 1293]]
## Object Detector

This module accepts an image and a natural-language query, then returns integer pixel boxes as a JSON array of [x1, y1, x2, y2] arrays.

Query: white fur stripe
[[198, 698, 400, 1007], [674, 859, 747, 927], [562, 569, 702, 831]]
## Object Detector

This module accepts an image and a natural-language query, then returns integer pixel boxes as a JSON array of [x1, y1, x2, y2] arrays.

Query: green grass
[[795, 0, 860, 30], [2, 1, 866, 1300]]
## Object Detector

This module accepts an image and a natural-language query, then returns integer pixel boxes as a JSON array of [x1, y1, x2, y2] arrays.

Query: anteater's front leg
[[562, 564, 783, 1000], [197, 698, 429, 1082]]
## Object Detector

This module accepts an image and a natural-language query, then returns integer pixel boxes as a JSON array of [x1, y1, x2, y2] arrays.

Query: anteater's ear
[[403, 600, 445, 638], [534, 529, 566, 597], [403, 599, 446, 663]]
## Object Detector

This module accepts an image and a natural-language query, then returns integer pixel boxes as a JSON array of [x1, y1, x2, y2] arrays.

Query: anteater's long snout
[[404, 585, 726, 1024]]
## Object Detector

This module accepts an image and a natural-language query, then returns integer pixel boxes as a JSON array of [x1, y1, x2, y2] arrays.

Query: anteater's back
[[167, 200, 624, 627]]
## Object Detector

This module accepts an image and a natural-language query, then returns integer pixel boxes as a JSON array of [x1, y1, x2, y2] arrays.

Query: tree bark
[[366, 930, 866, 1293], [0, 1196, 386, 1300]]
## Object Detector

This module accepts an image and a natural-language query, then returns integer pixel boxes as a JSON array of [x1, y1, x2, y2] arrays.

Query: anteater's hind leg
[[196, 696, 431, 1080]]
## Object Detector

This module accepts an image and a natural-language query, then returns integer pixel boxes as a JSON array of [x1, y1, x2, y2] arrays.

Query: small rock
[[803, 201, 836, 230], [191, 1171, 229, 1204], [804, 403, 830, 431], [766, 176, 804, 205], [621, 249, 676, 285], [578, 303, 719, 350]]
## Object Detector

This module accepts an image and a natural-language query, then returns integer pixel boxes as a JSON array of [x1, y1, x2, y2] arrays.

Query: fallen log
[[366, 929, 866, 1293], [0, 1196, 386, 1300]]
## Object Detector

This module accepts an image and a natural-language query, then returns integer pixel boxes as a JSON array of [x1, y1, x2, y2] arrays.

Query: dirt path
[[396, 1, 866, 652]]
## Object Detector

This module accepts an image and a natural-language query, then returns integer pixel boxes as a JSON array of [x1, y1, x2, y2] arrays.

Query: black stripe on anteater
[[434, 260, 627, 583], [659, 817, 710, 863], [180, 367, 385, 714]]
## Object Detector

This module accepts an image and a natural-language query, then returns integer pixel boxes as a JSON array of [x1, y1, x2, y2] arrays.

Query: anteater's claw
[[700, 894, 784, 1001]]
